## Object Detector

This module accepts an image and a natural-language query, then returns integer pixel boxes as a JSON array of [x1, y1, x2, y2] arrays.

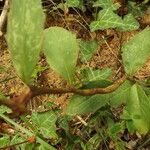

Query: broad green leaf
[[79, 67, 112, 89], [118, 14, 140, 31], [90, 9, 139, 32], [123, 84, 150, 134], [93, 0, 120, 10], [66, 80, 132, 116], [7, 0, 45, 84], [66, 94, 109, 116], [109, 80, 133, 107], [122, 28, 150, 76], [90, 9, 122, 31], [44, 27, 79, 84], [80, 67, 111, 82], [66, 79, 112, 115], [31, 111, 58, 139], [79, 40, 98, 62]]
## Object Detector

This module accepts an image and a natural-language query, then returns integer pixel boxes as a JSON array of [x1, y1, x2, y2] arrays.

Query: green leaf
[[0, 92, 6, 99], [79, 40, 98, 62], [109, 80, 133, 107], [65, 0, 85, 10], [80, 67, 112, 83], [0, 114, 56, 150], [38, 145, 51, 150], [143, 87, 150, 97], [122, 28, 150, 76], [0, 136, 10, 149], [108, 122, 124, 141], [123, 84, 150, 134], [11, 135, 34, 150], [79, 67, 112, 89], [66, 94, 109, 116], [10, 134, 27, 150], [118, 14, 140, 31], [81, 80, 112, 89], [0, 105, 12, 114], [31, 111, 58, 139], [66, 0, 80, 7], [58, 115, 70, 132], [44, 27, 79, 84], [128, 1, 144, 17], [90, 9, 139, 32], [25, 143, 35, 150], [31, 66, 48, 83], [7, 0, 45, 84], [126, 120, 136, 133], [66, 80, 132, 116], [65, 136, 81, 150], [93, 0, 120, 10], [85, 133, 102, 150], [90, 9, 122, 31]]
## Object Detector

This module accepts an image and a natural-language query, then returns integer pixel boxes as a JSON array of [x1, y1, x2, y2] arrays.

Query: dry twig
[[0, 0, 9, 33]]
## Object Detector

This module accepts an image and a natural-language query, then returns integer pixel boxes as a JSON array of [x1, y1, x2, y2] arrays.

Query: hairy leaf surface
[[122, 84, 150, 134], [44, 27, 79, 84], [66, 94, 109, 116], [109, 80, 133, 107], [7, 0, 45, 84], [122, 28, 150, 75]]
